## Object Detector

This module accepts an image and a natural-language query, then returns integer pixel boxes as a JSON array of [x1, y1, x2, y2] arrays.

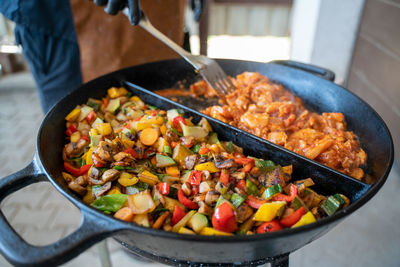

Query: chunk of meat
[[205, 190, 220, 206], [258, 167, 285, 188], [236, 203, 254, 223], [164, 128, 180, 142]]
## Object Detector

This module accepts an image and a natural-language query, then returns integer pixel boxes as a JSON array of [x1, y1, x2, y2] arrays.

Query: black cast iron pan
[[0, 59, 393, 266]]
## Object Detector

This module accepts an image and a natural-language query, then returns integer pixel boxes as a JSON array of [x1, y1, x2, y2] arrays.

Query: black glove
[[93, 0, 141, 25]]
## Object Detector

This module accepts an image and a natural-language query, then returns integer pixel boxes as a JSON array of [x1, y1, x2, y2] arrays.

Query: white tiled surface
[[0, 72, 399, 267]]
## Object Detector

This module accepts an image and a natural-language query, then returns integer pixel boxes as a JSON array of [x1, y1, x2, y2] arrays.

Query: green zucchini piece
[[155, 154, 176, 167], [163, 145, 172, 155], [187, 212, 209, 233], [182, 125, 208, 138], [191, 143, 201, 153], [255, 159, 276, 172], [291, 195, 307, 210], [246, 179, 259, 196], [321, 195, 342, 216], [105, 98, 120, 114], [262, 184, 282, 200], [333, 194, 346, 206], [207, 132, 219, 144], [231, 193, 246, 208], [90, 135, 102, 147]]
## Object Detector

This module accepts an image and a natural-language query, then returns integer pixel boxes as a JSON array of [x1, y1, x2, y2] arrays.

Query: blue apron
[[0, 0, 82, 112]]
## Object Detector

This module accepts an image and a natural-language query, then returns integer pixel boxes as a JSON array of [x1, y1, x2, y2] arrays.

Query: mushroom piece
[[214, 158, 235, 169], [101, 169, 120, 183], [68, 181, 87, 196], [181, 182, 192, 196], [94, 141, 116, 162], [204, 190, 220, 206], [184, 154, 198, 170], [198, 201, 212, 216], [92, 181, 112, 199], [89, 166, 101, 179], [236, 203, 254, 223], [164, 128, 180, 142], [113, 152, 133, 162]]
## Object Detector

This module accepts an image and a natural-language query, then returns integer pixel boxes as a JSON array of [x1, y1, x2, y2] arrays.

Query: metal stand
[[97, 240, 112, 267]]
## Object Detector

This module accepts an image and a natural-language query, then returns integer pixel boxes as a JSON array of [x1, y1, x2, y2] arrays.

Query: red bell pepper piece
[[150, 110, 157, 116], [157, 182, 170, 195], [236, 179, 246, 191], [173, 116, 186, 127], [256, 220, 283, 233], [245, 195, 267, 209], [241, 162, 254, 173], [102, 98, 109, 107], [171, 141, 179, 149], [86, 110, 96, 122], [220, 169, 229, 186], [272, 184, 298, 202], [172, 205, 186, 226], [65, 124, 77, 136], [64, 162, 91, 177], [81, 135, 90, 142], [199, 147, 210, 155], [123, 148, 139, 159], [178, 189, 199, 209], [212, 202, 238, 233], [189, 170, 202, 186], [280, 206, 306, 227], [234, 157, 255, 165]]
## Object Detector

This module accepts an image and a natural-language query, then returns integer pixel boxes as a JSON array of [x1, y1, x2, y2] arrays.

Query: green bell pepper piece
[[91, 194, 128, 212]]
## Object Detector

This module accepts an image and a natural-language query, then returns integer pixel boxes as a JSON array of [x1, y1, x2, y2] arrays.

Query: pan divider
[[122, 80, 371, 204]]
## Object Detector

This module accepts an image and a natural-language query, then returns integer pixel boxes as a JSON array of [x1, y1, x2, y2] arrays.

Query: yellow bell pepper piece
[[136, 116, 164, 130], [65, 108, 81, 122], [195, 162, 220, 173], [138, 170, 159, 186], [108, 87, 120, 98], [160, 124, 167, 136], [96, 123, 113, 135], [199, 227, 234, 236], [118, 87, 128, 96], [129, 96, 141, 102], [166, 166, 180, 177], [62, 172, 74, 182], [85, 147, 94, 165], [253, 201, 286, 222], [89, 128, 99, 137], [291, 211, 316, 228], [178, 227, 196, 235], [70, 131, 81, 143], [282, 165, 293, 176], [107, 186, 122, 195], [153, 137, 170, 153], [118, 172, 139, 187], [83, 186, 94, 204], [122, 139, 135, 148]]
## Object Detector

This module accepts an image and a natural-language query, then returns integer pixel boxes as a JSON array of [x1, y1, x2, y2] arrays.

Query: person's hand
[[93, 0, 141, 25]]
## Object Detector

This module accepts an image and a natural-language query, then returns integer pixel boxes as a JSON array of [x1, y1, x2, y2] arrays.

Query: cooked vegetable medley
[[62, 87, 350, 235], [191, 72, 367, 180]]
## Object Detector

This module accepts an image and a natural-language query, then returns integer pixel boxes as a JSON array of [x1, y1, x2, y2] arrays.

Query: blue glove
[[93, 0, 141, 25]]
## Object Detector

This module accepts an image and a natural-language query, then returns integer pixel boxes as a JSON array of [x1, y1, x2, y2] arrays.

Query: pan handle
[[271, 60, 336, 82], [0, 157, 127, 266]]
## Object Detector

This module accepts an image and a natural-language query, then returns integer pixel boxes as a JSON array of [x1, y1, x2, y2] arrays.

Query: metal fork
[[123, 9, 235, 99]]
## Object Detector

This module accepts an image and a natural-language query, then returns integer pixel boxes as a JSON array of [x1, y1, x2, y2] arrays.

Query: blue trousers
[[14, 25, 82, 112]]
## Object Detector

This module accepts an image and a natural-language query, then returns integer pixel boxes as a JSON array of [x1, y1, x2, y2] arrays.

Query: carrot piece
[[114, 207, 134, 222], [140, 128, 159, 146], [152, 211, 170, 229]]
